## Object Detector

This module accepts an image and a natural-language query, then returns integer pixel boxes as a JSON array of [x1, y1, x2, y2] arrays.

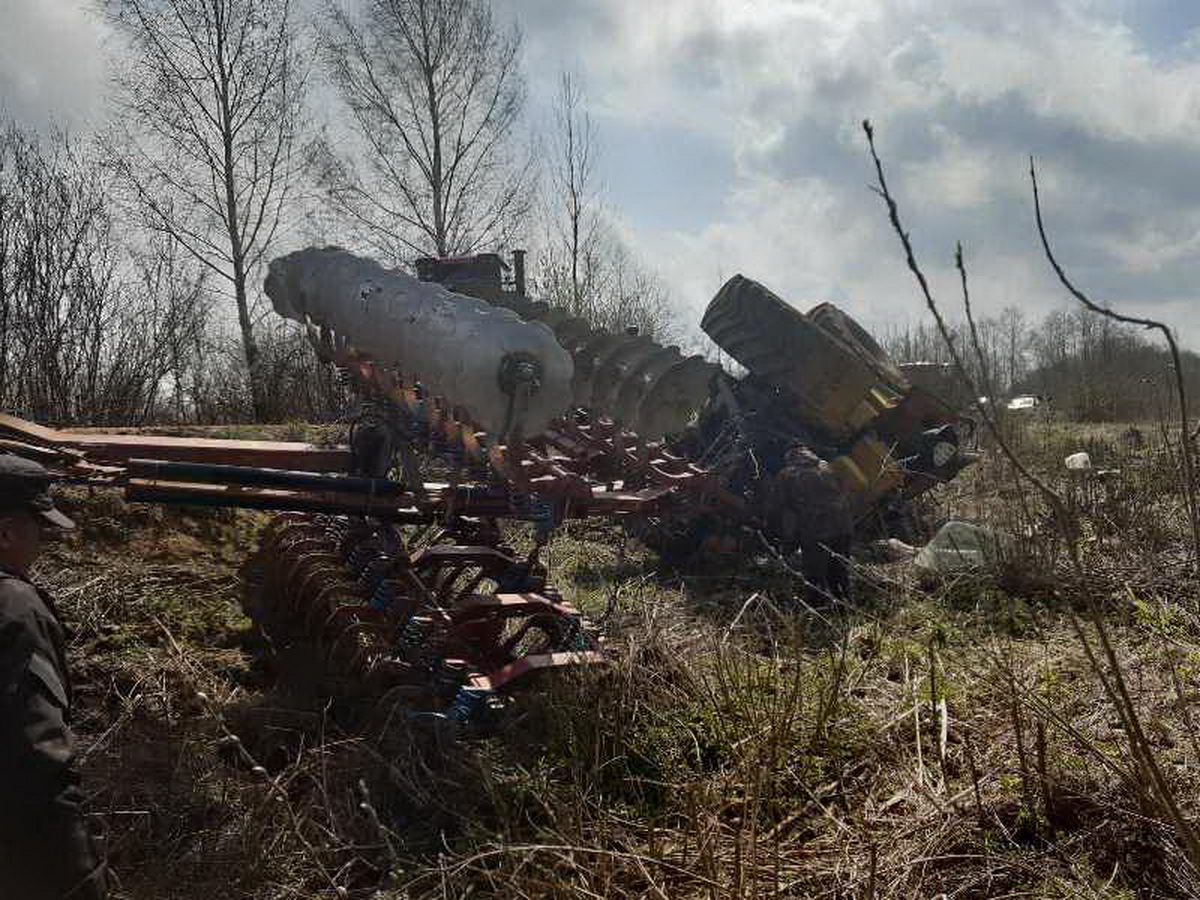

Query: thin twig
[[861, 120, 1081, 575], [1029, 158, 1200, 570], [864, 121, 1200, 876]]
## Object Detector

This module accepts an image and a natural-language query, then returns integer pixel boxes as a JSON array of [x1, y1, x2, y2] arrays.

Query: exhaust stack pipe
[[513, 249, 526, 297]]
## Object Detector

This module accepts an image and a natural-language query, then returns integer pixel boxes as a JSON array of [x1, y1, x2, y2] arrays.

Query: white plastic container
[[1064, 452, 1092, 471], [914, 521, 1014, 573]]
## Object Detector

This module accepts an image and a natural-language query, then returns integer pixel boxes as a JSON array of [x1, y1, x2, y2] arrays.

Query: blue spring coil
[[354, 555, 386, 591], [396, 618, 439, 670], [396, 616, 424, 649], [344, 543, 371, 569], [446, 686, 500, 725], [563, 614, 590, 651], [530, 495, 558, 544], [369, 580, 396, 611]]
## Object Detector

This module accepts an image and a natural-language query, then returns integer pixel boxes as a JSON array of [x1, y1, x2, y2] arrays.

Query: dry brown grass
[[32, 415, 1200, 898]]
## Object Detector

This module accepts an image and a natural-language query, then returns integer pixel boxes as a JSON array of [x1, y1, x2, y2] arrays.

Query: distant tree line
[[0, 0, 674, 426], [883, 305, 1200, 422]]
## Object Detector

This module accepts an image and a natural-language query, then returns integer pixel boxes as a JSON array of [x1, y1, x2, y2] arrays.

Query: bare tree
[[998, 305, 1027, 391], [105, 0, 305, 419], [547, 71, 600, 319], [536, 72, 676, 339], [317, 0, 533, 260], [588, 235, 675, 339], [0, 117, 207, 424], [108, 235, 210, 424], [0, 119, 114, 422]]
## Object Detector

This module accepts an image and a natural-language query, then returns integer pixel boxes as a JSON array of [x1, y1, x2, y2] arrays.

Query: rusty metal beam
[[125, 478, 429, 520], [0, 413, 351, 471], [468, 651, 606, 693]]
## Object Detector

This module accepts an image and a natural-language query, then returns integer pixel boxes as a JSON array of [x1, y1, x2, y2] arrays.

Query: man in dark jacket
[[0, 454, 107, 898]]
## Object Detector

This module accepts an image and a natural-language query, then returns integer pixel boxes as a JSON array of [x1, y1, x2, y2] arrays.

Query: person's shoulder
[[0, 573, 50, 626], [0, 571, 38, 599]]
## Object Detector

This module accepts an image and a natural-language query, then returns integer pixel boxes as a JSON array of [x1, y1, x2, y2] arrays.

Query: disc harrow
[[249, 512, 601, 729]]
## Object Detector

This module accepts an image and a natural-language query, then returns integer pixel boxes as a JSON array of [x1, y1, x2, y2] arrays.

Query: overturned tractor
[[0, 246, 972, 727], [400, 249, 973, 557]]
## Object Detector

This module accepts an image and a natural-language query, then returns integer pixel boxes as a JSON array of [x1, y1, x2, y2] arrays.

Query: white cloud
[[517, 0, 1200, 348], [0, 0, 109, 128], [903, 130, 999, 210]]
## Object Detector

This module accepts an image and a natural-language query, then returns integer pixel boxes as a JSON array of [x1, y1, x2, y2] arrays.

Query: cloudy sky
[[515, 0, 1200, 348], [6, 0, 1200, 347]]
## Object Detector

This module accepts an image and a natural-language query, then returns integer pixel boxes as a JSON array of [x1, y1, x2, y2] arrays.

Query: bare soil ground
[[40, 414, 1200, 898]]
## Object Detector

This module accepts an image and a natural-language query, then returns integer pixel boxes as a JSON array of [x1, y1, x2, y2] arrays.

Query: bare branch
[[317, 0, 530, 259], [1030, 157, 1200, 568], [861, 119, 1078, 558], [107, 0, 305, 419]]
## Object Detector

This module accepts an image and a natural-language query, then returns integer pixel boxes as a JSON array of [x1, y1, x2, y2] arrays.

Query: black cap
[[0, 453, 75, 530]]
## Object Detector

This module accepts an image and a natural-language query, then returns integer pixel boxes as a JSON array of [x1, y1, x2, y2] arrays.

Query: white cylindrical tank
[[265, 247, 574, 436]]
